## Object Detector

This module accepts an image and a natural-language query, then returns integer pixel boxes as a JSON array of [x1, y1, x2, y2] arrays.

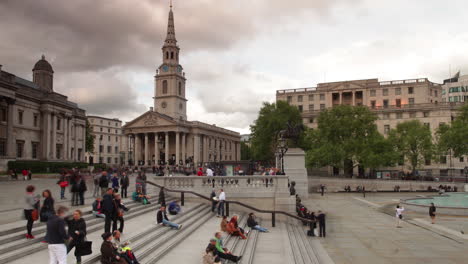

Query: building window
[[16, 140, 24, 158], [395, 88, 401, 95], [423, 112, 429, 117], [384, 125, 390, 135], [434, 90, 438, 97], [298, 105, 303, 112], [108, 136, 111, 141], [107, 157, 111, 164], [18, 110, 23, 125], [383, 100, 389, 108], [440, 155, 447, 164], [383, 113, 390, 119], [408, 87, 414, 94], [162, 80, 168, 94], [409, 98, 415, 105], [116, 137, 118, 142], [425, 157, 431, 165], [309, 118, 314, 123], [309, 104, 314, 111], [0, 139, 6, 156], [320, 104, 325, 110], [424, 123, 430, 129], [77, 149, 82, 161], [56, 144, 62, 159], [287, 96, 292, 103], [99, 135, 103, 140], [115, 146, 119, 154], [57, 118, 61, 130], [100, 127, 103, 132], [108, 128, 110, 133], [430, 90, 433, 96], [100, 120, 103, 124], [370, 90, 376, 97], [383, 89, 388, 96], [395, 99, 401, 107], [298, 95, 303, 102], [99, 145, 104, 153], [320, 94, 325, 100], [460, 157, 464, 162], [71, 147, 74, 159], [410, 112, 416, 118], [33, 114, 39, 127], [107, 146, 112, 153], [178, 82, 182, 95], [0, 107, 6, 122], [115, 158, 119, 164], [115, 129, 118, 134], [308, 94, 314, 101], [31, 142, 39, 159], [370, 100, 376, 109], [396, 112, 403, 119]]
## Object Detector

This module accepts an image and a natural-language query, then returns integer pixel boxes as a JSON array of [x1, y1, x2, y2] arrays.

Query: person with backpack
[[120, 172, 129, 199], [99, 172, 110, 196]]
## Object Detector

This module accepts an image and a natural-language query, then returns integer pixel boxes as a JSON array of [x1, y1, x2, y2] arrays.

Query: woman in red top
[[226, 215, 247, 239], [197, 168, 204, 176]]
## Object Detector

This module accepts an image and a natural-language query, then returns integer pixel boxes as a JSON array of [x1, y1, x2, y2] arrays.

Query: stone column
[[51, 114, 56, 159], [236, 142, 241, 161], [68, 119, 73, 160], [339, 92, 342, 105], [193, 134, 200, 165], [175, 131, 180, 165], [203, 136, 209, 163], [181, 132, 186, 164], [352, 91, 356, 106], [134, 134, 140, 164], [6, 101, 15, 157], [154, 133, 159, 165], [74, 124, 78, 161], [81, 124, 86, 161], [165, 132, 170, 164], [63, 117, 68, 160], [144, 133, 149, 166]]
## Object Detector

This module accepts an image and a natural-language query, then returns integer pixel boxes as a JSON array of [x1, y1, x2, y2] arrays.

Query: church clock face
[[162, 65, 169, 72], [177, 65, 182, 73], [161, 102, 167, 108]]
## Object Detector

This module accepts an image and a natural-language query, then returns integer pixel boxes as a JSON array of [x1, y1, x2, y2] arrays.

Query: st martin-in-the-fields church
[[123, 5, 241, 167]]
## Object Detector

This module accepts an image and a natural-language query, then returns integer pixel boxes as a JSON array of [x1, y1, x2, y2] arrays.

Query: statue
[[289, 181, 296, 196], [278, 121, 304, 145]]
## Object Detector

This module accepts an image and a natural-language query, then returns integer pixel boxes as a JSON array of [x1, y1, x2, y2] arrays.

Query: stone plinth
[[284, 148, 308, 198]]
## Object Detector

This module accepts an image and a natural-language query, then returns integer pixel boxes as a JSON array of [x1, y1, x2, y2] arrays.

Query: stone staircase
[[0, 195, 333, 264]]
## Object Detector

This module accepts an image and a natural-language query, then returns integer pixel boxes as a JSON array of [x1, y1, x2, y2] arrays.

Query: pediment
[[123, 111, 177, 129], [330, 83, 366, 91]]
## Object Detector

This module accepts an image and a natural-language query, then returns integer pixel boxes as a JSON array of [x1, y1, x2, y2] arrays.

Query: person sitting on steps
[[203, 238, 221, 264], [220, 216, 228, 233], [112, 230, 139, 264], [247, 213, 268, 232], [226, 215, 247, 239], [168, 200, 181, 215], [213, 232, 242, 263], [132, 187, 150, 204], [157, 206, 182, 229], [92, 197, 105, 218]]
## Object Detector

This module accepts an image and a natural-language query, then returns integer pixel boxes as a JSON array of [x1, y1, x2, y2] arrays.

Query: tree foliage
[[85, 120, 95, 153], [388, 120, 433, 173], [250, 101, 304, 162], [240, 141, 252, 160], [306, 105, 396, 172], [437, 104, 468, 158]]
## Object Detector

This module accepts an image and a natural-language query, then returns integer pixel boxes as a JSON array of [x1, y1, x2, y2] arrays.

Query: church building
[[123, 5, 241, 167]]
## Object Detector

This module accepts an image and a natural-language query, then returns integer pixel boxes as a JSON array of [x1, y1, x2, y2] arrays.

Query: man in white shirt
[[217, 189, 226, 217], [395, 205, 404, 228], [206, 168, 214, 177]]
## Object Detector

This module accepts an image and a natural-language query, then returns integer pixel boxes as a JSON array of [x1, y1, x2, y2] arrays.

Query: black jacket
[[46, 215, 68, 244], [317, 213, 326, 223], [100, 241, 119, 264], [41, 197, 55, 214], [102, 194, 116, 216], [65, 217, 87, 242], [247, 216, 258, 228], [157, 210, 168, 224], [158, 189, 166, 206], [120, 176, 129, 187], [99, 175, 109, 188]]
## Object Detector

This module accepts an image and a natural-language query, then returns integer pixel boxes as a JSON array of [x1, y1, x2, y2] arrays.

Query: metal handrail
[[146, 180, 313, 227]]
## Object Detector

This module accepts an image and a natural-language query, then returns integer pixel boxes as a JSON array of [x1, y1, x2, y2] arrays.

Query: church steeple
[[162, 1, 179, 64]]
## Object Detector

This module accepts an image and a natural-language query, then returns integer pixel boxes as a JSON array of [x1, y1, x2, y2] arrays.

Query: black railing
[[146, 180, 313, 227]]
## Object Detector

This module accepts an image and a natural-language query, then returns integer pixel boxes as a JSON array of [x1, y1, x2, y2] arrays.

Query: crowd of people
[[296, 195, 326, 237]]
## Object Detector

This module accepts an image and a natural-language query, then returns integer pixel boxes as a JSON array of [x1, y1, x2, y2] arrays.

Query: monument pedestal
[[284, 148, 308, 199]]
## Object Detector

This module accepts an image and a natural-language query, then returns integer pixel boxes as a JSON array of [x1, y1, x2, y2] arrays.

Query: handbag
[[75, 241, 92, 256], [59, 181, 69, 188], [40, 210, 52, 222], [399, 214, 403, 219], [31, 209, 39, 221]]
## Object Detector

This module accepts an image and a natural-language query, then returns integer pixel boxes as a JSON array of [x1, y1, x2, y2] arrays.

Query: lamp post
[[277, 137, 288, 175]]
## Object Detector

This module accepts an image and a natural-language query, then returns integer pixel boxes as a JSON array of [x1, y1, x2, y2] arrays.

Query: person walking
[[111, 174, 120, 193], [65, 210, 87, 264], [99, 172, 109, 196], [396, 205, 405, 228], [320, 184, 325, 196], [362, 186, 366, 198], [429, 203, 436, 224], [120, 173, 129, 198], [317, 210, 326, 237], [70, 174, 79, 206], [102, 188, 118, 233], [46, 206, 69, 264], [24, 185, 40, 239], [77, 175, 87, 206], [217, 189, 226, 217], [93, 173, 100, 197], [57, 172, 69, 200], [40, 189, 55, 223]]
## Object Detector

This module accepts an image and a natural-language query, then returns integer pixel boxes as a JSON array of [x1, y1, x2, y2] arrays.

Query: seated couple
[[220, 215, 248, 239], [157, 206, 182, 229], [204, 232, 242, 264], [101, 231, 139, 264], [132, 188, 150, 204]]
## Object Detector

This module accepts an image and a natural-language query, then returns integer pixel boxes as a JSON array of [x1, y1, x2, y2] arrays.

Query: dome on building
[[33, 55, 54, 73]]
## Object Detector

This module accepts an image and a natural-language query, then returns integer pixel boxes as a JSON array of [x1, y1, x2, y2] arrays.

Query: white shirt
[[396, 207, 404, 217], [206, 168, 214, 176], [219, 191, 226, 201]]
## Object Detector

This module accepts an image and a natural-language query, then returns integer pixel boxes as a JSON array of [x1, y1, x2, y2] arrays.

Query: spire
[[164, 1, 177, 47]]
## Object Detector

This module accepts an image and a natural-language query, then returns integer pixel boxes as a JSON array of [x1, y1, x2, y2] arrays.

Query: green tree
[[437, 104, 468, 158], [240, 141, 252, 160], [85, 120, 95, 153], [250, 100, 304, 162], [388, 120, 434, 175], [305, 105, 396, 174]]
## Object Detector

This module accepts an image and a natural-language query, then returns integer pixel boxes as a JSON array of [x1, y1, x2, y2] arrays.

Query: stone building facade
[[276, 77, 468, 177], [442, 72, 468, 103], [0, 56, 87, 171], [123, 6, 241, 167], [85, 116, 127, 166]]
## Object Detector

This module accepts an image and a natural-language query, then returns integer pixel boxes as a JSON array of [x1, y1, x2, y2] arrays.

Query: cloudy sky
[[1, 0, 467, 134]]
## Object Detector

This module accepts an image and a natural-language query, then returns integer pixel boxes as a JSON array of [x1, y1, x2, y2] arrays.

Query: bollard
[[272, 212, 276, 227], [181, 192, 185, 206], [226, 202, 230, 216]]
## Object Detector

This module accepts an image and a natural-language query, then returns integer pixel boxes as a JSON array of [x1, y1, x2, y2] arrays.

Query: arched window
[[178, 82, 182, 95], [171, 52, 174, 59], [166, 52, 169, 59], [162, 80, 168, 94]]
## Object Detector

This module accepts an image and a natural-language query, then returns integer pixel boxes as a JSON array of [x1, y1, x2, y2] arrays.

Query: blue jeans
[[162, 219, 179, 229], [217, 201, 225, 216], [60, 187, 66, 199], [253, 225, 268, 232]]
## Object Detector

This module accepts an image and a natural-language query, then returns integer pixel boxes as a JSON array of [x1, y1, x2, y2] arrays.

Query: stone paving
[[303, 193, 468, 264]]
